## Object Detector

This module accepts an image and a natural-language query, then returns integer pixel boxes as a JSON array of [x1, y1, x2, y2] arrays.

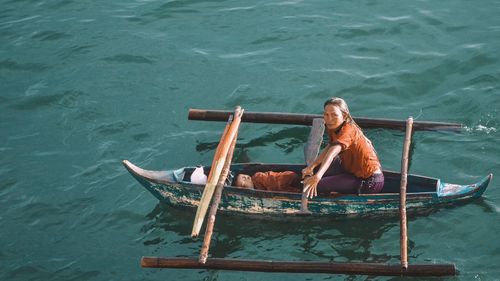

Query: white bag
[[190, 166, 207, 184]]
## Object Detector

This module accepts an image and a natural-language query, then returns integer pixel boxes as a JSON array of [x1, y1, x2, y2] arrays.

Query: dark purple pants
[[316, 157, 384, 194]]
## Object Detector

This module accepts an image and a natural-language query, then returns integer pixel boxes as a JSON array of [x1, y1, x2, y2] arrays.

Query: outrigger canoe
[[123, 160, 492, 217]]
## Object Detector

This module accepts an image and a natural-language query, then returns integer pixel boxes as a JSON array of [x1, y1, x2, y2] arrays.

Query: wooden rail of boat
[[188, 108, 462, 131], [141, 257, 456, 276]]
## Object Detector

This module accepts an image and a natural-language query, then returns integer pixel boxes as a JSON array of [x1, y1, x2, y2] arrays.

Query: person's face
[[323, 104, 345, 130], [235, 174, 254, 189]]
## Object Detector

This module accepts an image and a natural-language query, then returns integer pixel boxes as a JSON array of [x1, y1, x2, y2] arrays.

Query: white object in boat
[[190, 166, 207, 184]]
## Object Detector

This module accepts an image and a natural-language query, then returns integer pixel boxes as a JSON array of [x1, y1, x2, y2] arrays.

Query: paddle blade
[[304, 118, 325, 165], [191, 176, 221, 237]]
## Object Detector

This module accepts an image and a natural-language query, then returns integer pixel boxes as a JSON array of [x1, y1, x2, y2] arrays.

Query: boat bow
[[437, 173, 493, 198]]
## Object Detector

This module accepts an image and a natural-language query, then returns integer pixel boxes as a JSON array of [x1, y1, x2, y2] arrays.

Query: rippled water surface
[[1, 0, 500, 280]]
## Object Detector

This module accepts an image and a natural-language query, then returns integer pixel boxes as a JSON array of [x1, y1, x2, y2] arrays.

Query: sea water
[[1, 0, 499, 280]]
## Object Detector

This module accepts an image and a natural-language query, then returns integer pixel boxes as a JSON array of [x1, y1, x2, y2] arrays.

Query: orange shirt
[[252, 171, 301, 192], [328, 122, 381, 179]]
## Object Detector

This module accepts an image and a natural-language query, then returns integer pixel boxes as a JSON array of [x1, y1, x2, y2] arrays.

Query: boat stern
[[122, 160, 183, 183]]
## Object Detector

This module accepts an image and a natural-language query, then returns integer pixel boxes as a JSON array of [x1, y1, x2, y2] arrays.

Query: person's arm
[[311, 144, 331, 168], [303, 144, 342, 198], [302, 144, 331, 178]]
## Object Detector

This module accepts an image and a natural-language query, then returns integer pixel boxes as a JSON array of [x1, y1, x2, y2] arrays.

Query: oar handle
[[297, 192, 311, 215], [297, 176, 312, 215]]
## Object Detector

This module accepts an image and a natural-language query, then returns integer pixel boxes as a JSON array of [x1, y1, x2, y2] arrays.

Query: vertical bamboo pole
[[199, 130, 238, 264], [400, 117, 413, 270]]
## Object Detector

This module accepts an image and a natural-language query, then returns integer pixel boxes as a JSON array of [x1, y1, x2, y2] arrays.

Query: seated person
[[234, 171, 302, 193]]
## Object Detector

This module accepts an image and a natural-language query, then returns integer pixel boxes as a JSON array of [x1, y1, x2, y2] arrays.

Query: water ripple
[[191, 48, 210, 55], [0, 59, 50, 72], [31, 30, 72, 41], [219, 48, 281, 59], [336, 25, 386, 39], [408, 50, 447, 57], [313, 68, 408, 79], [283, 14, 332, 20], [218, 5, 256, 12], [0, 15, 41, 27], [342, 55, 381, 60], [58, 45, 95, 60], [251, 34, 294, 45], [265, 0, 304, 7], [10, 90, 85, 111], [461, 43, 486, 49], [94, 121, 141, 137], [377, 15, 412, 21], [101, 54, 155, 64]]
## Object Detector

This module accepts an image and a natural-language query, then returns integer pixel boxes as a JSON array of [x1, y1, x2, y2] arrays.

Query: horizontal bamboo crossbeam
[[188, 109, 462, 131], [141, 257, 456, 277]]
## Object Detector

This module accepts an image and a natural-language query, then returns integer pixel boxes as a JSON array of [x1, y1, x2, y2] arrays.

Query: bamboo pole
[[188, 109, 462, 131], [207, 115, 233, 178], [400, 117, 413, 270], [141, 257, 456, 276], [199, 130, 239, 264], [191, 107, 244, 237]]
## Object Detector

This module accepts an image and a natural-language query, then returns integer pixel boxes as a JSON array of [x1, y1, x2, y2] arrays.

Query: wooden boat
[[123, 160, 492, 217]]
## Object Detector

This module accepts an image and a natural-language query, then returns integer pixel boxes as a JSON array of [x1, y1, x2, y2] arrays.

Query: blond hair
[[324, 97, 378, 157], [323, 97, 355, 124]]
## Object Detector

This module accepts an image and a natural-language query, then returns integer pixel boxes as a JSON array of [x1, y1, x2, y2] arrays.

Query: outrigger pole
[[188, 108, 462, 131], [141, 257, 456, 277]]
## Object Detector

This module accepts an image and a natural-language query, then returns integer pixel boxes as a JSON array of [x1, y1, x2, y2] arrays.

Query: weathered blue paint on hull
[[123, 160, 493, 217]]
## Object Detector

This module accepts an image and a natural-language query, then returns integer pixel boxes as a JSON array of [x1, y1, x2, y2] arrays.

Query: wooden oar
[[298, 118, 325, 214], [188, 109, 462, 131], [400, 117, 413, 270], [208, 115, 233, 177], [191, 106, 244, 237], [199, 130, 238, 264]]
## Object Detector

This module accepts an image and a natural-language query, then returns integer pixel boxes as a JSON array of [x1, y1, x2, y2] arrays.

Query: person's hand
[[302, 175, 320, 198], [302, 166, 315, 179]]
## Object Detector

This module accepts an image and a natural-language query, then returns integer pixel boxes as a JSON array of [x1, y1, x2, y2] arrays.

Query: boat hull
[[123, 160, 492, 217]]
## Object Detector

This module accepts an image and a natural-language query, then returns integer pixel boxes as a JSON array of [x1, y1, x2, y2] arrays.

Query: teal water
[[1, 0, 499, 280]]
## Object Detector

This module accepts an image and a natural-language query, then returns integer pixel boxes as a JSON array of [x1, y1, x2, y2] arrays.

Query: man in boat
[[234, 171, 302, 193], [302, 97, 384, 198]]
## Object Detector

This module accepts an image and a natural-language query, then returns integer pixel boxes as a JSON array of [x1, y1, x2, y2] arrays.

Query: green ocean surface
[[1, 0, 499, 280]]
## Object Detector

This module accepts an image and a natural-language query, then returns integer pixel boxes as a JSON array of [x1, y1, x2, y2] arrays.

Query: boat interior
[[181, 164, 439, 194]]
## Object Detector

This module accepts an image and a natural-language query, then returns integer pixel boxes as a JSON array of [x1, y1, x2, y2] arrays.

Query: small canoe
[[123, 160, 492, 217]]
